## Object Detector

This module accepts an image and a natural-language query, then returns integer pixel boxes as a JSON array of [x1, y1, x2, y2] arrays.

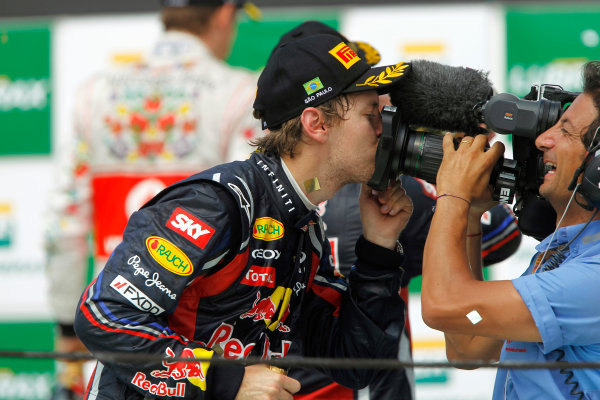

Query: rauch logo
[[252, 217, 284, 241], [145, 236, 193, 276]]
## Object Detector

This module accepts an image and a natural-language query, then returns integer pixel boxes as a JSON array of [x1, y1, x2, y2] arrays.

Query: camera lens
[[401, 130, 444, 184]]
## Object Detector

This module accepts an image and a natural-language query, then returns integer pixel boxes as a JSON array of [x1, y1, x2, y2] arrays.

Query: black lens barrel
[[403, 131, 444, 184]]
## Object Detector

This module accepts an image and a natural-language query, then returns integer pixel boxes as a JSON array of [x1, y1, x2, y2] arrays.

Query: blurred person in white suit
[[45, 1, 261, 398]]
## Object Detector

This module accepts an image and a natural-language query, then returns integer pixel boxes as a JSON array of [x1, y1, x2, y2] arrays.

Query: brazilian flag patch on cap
[[303, 77, 324, 95]]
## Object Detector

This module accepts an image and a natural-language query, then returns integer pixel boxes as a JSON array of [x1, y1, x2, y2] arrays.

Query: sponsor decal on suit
[[151, 347, 213, 390], [252, 217, 284, 241], [110, 275, 165, 315], [145, 236, 193, 276], [241, 265, 276, 288], [167, 207, 215, 249]]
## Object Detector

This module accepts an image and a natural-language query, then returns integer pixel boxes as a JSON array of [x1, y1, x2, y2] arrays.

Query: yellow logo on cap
[[329, 42, 360, 69], [356, 62, 409, 88]]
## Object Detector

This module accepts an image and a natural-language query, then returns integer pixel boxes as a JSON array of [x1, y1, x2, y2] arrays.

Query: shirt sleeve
[[513, 256, 600, 353]]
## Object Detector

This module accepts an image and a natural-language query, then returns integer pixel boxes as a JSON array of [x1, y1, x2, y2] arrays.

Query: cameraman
[[422, 60, 600, 398]]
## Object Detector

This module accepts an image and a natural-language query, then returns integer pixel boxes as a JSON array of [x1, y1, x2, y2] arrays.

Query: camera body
[[369, 84, 579, 239]]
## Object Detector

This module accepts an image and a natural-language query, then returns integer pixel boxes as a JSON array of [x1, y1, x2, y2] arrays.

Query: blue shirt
[[493, 220, 600, 400]]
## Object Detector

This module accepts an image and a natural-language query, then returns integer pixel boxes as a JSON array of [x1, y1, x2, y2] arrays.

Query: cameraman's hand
[[359, 181, 413, 250], [235, 364, 300, 400], [436, 133, 504, 208]]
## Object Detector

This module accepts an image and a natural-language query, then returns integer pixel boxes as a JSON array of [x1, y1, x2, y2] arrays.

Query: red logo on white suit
[[92, 175, 189, 258]]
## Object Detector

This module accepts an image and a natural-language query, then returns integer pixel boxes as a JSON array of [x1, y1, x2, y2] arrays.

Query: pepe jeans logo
[[145, 236, 193, 276], [252, 217, 284, 241], [329, 42, 360, 69]]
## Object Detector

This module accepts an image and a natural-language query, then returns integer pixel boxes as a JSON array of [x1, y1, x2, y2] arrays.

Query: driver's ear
[[301, 107, 328, 144]]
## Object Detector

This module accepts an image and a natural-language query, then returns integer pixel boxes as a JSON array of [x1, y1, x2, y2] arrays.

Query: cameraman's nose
[[535, 126, 555, 151]]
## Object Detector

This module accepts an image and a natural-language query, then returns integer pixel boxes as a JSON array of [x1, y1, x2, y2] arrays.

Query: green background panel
[[506, 5, 600, 66], [506, 5, 600, 95], [0, 24, 52, 155], [228, 12, 340, 71], [0, 322, 55, 400]]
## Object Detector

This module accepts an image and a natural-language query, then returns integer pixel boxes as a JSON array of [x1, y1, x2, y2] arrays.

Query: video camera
[[368, 83, 579, 240]]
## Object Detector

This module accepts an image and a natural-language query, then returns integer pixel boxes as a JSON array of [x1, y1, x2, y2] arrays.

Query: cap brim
[[343, 62, 410, 95]]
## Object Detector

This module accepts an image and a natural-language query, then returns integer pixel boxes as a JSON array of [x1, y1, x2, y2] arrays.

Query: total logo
[[252, 217, 284, 241], [150, 346, 213, 390], [146, 236, 193, 276], [241, 265, 276, 288], [167, 207, 215, 249]]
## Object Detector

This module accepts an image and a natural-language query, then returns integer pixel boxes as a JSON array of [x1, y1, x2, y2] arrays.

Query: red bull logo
[[150, 347, 213, 390], [131, 372, 186, 397], [205, 322, 291, 359], [240, 287, 292, 332]]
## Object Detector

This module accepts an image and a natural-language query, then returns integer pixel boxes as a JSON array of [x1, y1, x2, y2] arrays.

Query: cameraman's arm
[[443, 207, 503, 364], [422, 134, 541, 348]]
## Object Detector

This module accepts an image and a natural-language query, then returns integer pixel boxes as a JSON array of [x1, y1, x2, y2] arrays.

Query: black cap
[[254, 34, 410, 130], [270, 21, 381, 66]]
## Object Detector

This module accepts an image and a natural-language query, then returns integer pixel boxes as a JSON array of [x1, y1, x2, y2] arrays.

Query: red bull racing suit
[[74, 151, 407, 399]]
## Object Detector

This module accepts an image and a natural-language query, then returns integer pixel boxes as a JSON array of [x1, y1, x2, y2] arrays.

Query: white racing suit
[[45, 30, 261, 329]]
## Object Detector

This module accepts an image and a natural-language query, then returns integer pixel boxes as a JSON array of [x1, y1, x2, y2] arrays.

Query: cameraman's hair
[[161, 6, 218, 36], [252, 95, 351, 158], [583, 60, 600, 147]]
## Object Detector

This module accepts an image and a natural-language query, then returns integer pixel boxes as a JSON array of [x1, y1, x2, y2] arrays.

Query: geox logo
[[329, 42, 360, 69], [167, 207, 215, 249]]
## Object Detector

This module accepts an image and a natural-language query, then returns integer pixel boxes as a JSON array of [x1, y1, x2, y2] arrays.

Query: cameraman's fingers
[[472, 134, 488, 147], [443, 132, 458, 154]]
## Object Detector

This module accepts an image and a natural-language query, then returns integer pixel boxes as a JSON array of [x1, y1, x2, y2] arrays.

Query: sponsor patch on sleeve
[[146, 236, 193, 276], [110, 275, 165, 315], [166, 207, 215, 249]]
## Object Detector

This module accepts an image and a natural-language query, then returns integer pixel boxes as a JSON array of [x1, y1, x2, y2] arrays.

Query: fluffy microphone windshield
[[389, 59, 494, 135]]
